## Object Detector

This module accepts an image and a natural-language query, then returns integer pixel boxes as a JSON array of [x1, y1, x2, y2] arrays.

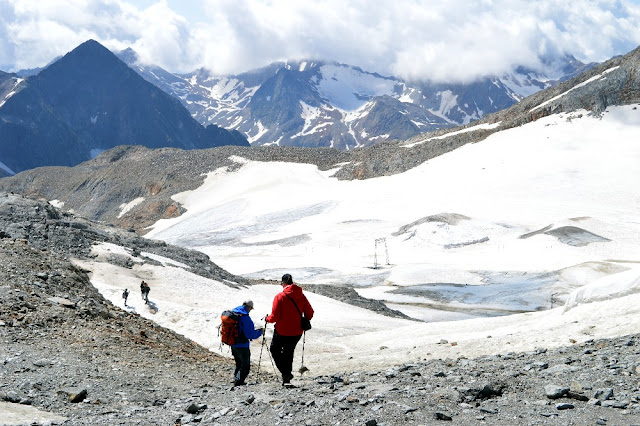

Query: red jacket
[[266, 284, 314, 336]]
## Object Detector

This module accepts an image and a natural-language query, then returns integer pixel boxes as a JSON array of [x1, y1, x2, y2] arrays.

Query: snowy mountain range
[[119, 49, 595, 150]]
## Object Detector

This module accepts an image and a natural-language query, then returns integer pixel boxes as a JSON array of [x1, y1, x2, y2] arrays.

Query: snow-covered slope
[[145, 104, 640, 315], [77, 104, 640, 374]]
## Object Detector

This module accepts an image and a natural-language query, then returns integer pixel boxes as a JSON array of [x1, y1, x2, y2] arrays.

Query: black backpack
[[286, 295, 312, 331]]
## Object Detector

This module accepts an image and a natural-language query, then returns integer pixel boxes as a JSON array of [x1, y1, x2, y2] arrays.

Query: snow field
[[81, 105, 640, 374]]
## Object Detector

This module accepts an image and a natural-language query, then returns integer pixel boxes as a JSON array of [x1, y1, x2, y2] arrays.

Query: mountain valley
[[0, 39, 640, 426]]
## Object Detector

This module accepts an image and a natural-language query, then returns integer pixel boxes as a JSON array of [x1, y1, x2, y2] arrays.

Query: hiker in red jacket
[[265, 273, 314, 385]]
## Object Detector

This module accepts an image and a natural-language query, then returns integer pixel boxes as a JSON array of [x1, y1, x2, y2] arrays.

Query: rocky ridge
[[1, 194, 640, 425]]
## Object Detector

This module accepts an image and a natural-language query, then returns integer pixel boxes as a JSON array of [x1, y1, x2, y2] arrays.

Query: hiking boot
[[282, 373, 294, 385]]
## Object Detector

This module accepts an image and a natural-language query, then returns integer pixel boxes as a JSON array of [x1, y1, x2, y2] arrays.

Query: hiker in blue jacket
[[231, 300, 263, 386]]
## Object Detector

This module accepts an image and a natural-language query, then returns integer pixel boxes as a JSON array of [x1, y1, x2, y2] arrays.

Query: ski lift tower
[[374, 237, 390, 269]]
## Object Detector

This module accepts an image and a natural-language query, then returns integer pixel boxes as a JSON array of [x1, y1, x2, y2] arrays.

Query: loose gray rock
[[58, 388, 87, 403], [435, 412, 453, 421], [545, 384, 569, 399], [556, 403, 574, 410], [594, 388, 614, 401], [33, 359, 52, 367], [186, 403, 207, 414], [47, 297, 75, 308], [2, 391, 22, 403]]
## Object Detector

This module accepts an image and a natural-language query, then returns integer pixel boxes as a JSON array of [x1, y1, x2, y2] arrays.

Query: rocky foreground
[[1, 193, 640, 425]]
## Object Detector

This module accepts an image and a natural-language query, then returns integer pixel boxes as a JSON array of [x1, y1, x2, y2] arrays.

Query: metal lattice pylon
[[374, 237, 390, 269]]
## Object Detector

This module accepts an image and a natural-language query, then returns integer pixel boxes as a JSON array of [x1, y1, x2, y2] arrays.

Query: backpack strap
[[237, 312, 248, 338], [285, 294, 304, 319]]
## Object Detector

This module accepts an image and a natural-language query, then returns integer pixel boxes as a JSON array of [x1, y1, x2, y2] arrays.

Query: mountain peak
[[78, 38, 103, 48], [0, 39, 247, 174], [118, 47, 139, 64], [68, 39, 114, 60], [39, 39, 126, 80]]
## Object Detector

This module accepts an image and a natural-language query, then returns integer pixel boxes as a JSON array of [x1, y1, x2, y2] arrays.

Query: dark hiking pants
[[231, 346, 251, 385], [270, 331, 301, 383]]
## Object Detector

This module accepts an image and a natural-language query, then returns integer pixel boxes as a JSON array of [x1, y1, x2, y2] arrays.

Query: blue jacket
[[231, 305, 263, 348]]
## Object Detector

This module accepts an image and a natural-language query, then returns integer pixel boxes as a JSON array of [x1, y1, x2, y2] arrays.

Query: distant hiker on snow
[[266, 273, 314, 386], [140, 281, 150, 304], [229, 300, 263, 386], [122, 288, 129, 306]]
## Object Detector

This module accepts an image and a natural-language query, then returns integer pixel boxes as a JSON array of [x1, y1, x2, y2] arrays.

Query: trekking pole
[[265, 334, 279, 377], [257, 319, 268, 382], [299, 330, 308, 374]]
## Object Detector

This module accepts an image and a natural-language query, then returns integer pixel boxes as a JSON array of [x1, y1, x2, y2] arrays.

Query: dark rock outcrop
[[0, 40, 248, 174]]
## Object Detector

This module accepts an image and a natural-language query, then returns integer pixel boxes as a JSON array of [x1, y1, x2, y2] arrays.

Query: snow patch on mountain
[[565, 265, 640, 310], [316, 64, 399, 111], [208, 77, 242, 99], [0, 160, 15, 176], [0, 77, 23, 108], [435, 90, 459, 117], [500, 73, 541, 99], [118, 197, 145, 218], [248, 120, 269, 143], [404, 121, 502, 147], [398, 87, 419, 103], [531, 66, 621, 112], [140, 250, 189, 268], [49, 199, 64, 209], [293, 101, 324, 138]]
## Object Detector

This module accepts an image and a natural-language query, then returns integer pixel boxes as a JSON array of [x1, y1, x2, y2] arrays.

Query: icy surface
[[79, 105, 640, 374]]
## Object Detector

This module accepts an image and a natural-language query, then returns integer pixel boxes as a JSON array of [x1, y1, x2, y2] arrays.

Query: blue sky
[[1, 0, 640, 82], [128, 0, 204, 24]]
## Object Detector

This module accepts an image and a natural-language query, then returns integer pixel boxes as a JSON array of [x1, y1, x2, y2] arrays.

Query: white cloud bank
[[1, 0, 640, 82]]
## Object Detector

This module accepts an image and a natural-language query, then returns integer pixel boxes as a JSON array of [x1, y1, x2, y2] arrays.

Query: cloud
[[1, 0, 639, 82], [193, 0, 640, 81]]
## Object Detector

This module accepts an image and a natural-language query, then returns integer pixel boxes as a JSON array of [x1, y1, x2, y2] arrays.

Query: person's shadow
[[146, 300, 159, 314]]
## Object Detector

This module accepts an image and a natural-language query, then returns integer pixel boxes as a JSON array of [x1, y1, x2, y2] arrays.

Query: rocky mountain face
[[1, 192, 640, 424], [120, 51, 593, 150], [0, 70, 18, 98], [0, 40, 248, 175], [1, 45, 637, 232]]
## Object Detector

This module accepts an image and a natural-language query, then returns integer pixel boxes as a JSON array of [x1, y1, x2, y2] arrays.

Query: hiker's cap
[[243, 300, 254, 309]]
